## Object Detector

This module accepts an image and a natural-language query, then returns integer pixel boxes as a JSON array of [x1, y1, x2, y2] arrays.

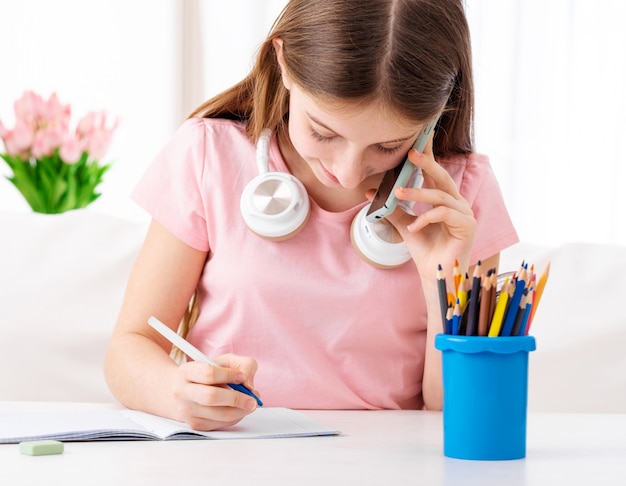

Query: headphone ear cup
[[350, 206, 411, 268], [240, 172, 310, 240]]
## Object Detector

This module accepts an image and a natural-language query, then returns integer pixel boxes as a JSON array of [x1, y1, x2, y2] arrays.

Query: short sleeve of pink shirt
[[133, 117, 519, 411]]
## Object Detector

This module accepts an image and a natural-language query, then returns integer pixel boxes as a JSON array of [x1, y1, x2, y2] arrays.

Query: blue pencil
[[501, 268, 527, 336], [452, 298, 462, 335], [517, 290, 534, 336]]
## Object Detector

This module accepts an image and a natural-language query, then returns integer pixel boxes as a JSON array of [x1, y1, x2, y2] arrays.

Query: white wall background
[[1, 0, 624, 247]]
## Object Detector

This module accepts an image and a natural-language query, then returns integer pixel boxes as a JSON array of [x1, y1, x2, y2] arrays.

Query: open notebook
[[0, 407, 340, 443]]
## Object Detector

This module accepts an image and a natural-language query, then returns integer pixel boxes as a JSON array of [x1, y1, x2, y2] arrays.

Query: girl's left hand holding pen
[[173, 353, 261, 432]]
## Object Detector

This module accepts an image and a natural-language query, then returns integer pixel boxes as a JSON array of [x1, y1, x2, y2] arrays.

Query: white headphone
[[240, 129, 411, 268]]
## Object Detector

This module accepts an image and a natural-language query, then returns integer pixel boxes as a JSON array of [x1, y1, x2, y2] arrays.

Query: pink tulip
[[0, 120, 35, 158], [32, 127, 62, 158], [59, 135, 83, 164], [78, 111, 117, 160], [13, 90, 42, 124], [2, 90, 117, 162], [12, 120, 36, 152], [41, 93, 71, 127], [2, 90, 118, 213], [76, 111, 98, 137], [85, 129, 111, 161], [3, 133, 24, 158]]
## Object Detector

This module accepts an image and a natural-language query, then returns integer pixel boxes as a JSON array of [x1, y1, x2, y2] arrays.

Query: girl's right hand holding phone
[[172, 353, 260, 431]]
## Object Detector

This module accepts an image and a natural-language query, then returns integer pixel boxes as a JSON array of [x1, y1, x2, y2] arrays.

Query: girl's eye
[[376, 144, 403, 155], [310, 129, 335, 143], [311, 127, 403, 155]]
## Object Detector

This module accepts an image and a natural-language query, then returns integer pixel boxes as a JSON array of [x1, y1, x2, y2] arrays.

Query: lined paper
[[0, 407, 340, 443]]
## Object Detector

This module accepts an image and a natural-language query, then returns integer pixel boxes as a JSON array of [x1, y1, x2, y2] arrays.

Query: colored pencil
[[438, 259, 548, 337], [453, 259, 461, 294], [457, 272, 469, 313], [510, 290, 528, 336], [488, 270, 498, 323], [452, 298, 462, 335], [477, 269, 494, 336], [519, 289, 534, 336], [488, 277, 510, 337], [527, 261, 550, 330], [465, 261, 482, 336], [436, 264, 448, 333], [445, 304, 453, 334], [500, 266, 527, 336]]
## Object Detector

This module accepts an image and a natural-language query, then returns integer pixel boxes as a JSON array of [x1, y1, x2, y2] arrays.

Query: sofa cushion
[[501, 242, 626, 413], [0, 210, 147, 402], [1, 210, 624, 412]]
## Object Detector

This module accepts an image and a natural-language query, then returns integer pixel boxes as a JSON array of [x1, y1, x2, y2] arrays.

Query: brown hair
[[179, 1, 475, 340], [189, 0, 474, 158]]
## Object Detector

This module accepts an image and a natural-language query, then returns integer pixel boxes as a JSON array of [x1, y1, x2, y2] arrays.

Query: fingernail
[[407, 219, 420, 232], [245, 399, 257, 411]]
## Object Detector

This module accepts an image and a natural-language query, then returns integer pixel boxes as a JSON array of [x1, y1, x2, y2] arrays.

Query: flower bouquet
[[0, 90, 117, 214]]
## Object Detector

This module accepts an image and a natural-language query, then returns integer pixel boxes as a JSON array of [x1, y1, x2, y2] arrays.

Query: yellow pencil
[[458, 273, 469, 312], [488, 277, 510, 337]]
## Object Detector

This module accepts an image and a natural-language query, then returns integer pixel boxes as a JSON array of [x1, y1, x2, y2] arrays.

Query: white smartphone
[[365, 115, 440, 223]]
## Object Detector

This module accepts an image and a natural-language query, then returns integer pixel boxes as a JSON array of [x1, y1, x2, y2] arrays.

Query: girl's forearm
[[421, 279, 445, 411], [104, 331, 180, 418]]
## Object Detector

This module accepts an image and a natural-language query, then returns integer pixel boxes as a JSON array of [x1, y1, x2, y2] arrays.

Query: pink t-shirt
[[133, 117, 518, 410]]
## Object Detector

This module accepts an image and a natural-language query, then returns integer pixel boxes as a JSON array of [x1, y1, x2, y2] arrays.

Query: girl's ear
[[272, 37, 292, 91]]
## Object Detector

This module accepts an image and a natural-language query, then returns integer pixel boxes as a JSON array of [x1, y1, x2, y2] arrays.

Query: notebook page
[[122, 407, 341, 440], [0, 409, 156, 443]]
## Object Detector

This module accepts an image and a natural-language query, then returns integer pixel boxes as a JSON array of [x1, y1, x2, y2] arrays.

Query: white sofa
[[0, 210, 147, 403], [1, 210, 624, 413]]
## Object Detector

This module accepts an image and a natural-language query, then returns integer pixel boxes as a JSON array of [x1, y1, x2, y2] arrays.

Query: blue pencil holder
[[435, 334, 536, 460]]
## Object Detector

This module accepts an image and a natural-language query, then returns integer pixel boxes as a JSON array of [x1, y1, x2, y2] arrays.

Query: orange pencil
[[453, 259, 461, 294], [447, 292, 456, 307], [527, 261, 550, 330]]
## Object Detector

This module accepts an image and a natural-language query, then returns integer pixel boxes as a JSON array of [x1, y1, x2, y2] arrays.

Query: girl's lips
[[320, 163, 339, 184]]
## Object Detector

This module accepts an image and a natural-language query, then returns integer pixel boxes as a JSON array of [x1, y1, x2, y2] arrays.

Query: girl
[[104, 0, 518, 431]]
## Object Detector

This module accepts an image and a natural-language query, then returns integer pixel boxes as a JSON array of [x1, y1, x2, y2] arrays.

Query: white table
[[1, 402, 625, 485]]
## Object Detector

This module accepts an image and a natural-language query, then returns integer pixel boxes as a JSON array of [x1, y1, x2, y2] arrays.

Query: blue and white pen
[[147, 316, 263, 407]]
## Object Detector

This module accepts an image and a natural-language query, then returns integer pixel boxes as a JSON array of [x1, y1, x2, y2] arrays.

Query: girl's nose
[[333, 147, 367, 189]]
